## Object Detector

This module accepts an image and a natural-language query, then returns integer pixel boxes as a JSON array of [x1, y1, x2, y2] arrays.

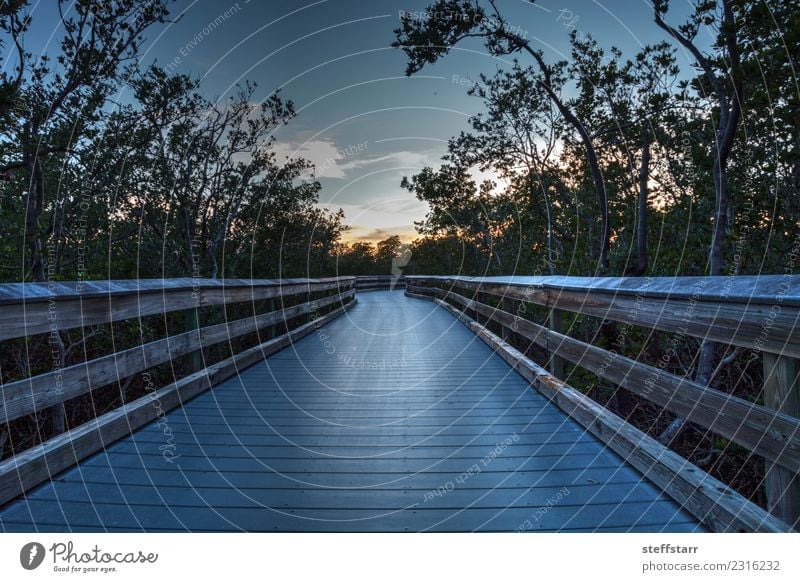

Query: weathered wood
[[763, 353, 800, 528], [406, 274, 800, 305], [548, 309, 565, 378], [0, 297, 357, 506], [184, 307, 202, 373], [0, 291, 695, 532], [0, 278, 353, 341], [266, 299, 276, 340], [0, 290, 354, 425], [407, 276, 800, 357], [501, 295, 515, 342], [427, 296, 792, 532], [434, 286, 800, 474], [0, 277, 353, 304]]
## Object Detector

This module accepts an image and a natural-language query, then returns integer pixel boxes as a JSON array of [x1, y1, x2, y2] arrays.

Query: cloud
[[345, 226, 418, 244], [319, 200, 425, 244], [272, 139, 347, 178], [272, 138, 443, 180]]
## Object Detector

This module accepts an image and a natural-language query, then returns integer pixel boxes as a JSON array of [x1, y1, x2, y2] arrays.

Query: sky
[[18, 0, 701, 243]]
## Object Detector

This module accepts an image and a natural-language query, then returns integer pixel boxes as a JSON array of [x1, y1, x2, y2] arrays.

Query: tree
[[447, 63, 565, 274], [394, 0, 612, 272], [653, 0, 745, 277], [0, 0, 27, 123], [401, 164, 510, 273], [0, 0, 172, 282]]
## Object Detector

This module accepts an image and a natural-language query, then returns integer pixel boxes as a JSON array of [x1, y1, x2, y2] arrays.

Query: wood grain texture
[[0, 291, 695, 532], [424, 294, 791, 532], [0, 298, 356, 506], [0, 290, 354, 424], [763, 353, 800, 528], [408, 276, 800, 357], [432, 287, 800, 475], [0, 277, 355, 340]]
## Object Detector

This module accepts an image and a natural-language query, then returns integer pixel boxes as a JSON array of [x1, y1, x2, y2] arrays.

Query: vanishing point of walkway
[[0, 291, 699, 532]]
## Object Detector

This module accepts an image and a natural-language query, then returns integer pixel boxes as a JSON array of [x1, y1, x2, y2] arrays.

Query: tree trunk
[[543, 187, 557, 275], [635, 125, 650, 276], [25, 157, 46, 282], [521, 47, 610, 274], [543, 93, 609, 273], [709, 143, 730, 277]]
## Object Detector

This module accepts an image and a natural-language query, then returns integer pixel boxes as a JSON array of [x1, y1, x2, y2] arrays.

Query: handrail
[[0, 277, 355, 341], [405, 275, 800, 532], [407, 275, 800, 357], [0, 276, 357, 505], [354, 275, 406, 291]]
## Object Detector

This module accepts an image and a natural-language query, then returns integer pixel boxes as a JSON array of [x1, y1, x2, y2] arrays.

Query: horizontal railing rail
[[0, 277, 356, 505], [405, 275, 800, 533], [354, 275, 406, 291]]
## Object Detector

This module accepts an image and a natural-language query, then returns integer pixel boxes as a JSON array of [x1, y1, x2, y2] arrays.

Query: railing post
[[184, 306, 202, 373], [763, 352, 800, 527], [267, 298, 276, 340], [548, 309, 565, 379], [501, 293, 514, 343]]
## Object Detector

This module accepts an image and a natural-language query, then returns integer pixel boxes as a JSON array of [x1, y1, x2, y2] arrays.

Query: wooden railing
[[354, 275, 406, 291], [0, 276, 356, 505], [405, 275, 800, 533]]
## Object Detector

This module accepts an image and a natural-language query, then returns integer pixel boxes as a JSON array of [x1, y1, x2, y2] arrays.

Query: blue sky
[[19, 0, 701, 243]]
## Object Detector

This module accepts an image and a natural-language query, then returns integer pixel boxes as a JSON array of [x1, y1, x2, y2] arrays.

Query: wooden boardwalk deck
[[0, 290, 700, 532]]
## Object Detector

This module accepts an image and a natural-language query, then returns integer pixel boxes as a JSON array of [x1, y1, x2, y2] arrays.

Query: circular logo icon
[[20, 542, 46, 570]]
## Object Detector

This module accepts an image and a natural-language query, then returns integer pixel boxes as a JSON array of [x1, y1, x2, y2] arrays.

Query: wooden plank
[[183, 307, 202, 373], [426, 296, 792, 532], [1, 290, 694, 532], [548, 309, 565, 378], [411, 277, 800, 358], [763, 353, 800, 528], [51, 465, 647, 489], [406, 274, 800, 306], [27, 480, 666, 510], [0, 289, 354, 424], [0, 278, 354, 341], [0, 297, 356, 505], [0, 498, 694, 532], [0, 277, 354, 304], [433, 287, 800, 474]]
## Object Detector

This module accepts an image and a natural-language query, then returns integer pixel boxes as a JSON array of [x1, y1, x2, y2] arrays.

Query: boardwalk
[[0, 290, 699, 532]]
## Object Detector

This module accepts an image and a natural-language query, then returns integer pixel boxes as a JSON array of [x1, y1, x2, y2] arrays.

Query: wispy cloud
[[346, 226, 418, 243], [273, 138, 443, 180]]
